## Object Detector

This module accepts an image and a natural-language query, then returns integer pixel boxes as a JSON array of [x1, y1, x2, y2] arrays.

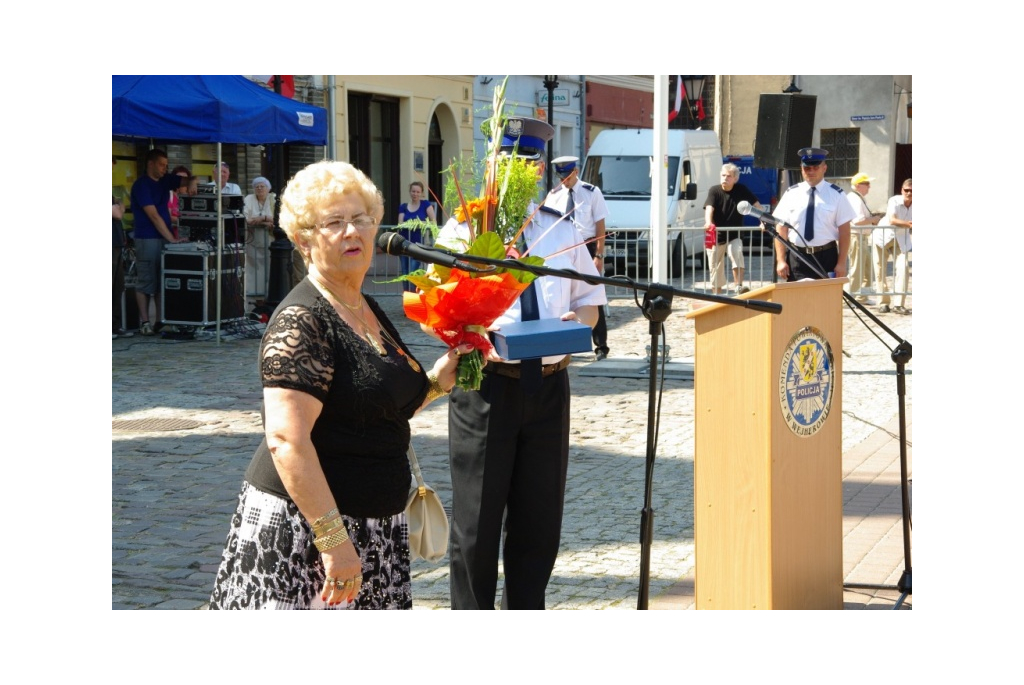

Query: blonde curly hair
[[279, 161, 385, 264]]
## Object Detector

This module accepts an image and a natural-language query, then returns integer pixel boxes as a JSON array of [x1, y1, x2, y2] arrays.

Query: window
[[820, 128, 860, 178]]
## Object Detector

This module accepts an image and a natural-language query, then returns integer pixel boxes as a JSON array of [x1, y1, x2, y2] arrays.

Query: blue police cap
[[798, 147, 829, 165], [500, 117, 554, 159], [552, 156, 579, 176]]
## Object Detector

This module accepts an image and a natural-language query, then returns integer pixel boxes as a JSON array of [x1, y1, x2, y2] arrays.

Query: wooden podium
[[685, 278, 845, 609]]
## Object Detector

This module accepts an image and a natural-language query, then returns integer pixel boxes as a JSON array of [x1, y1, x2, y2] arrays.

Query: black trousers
[[787, 244, 838, 282], [447, 369, 570, 609], [585, 241, 608, 353]]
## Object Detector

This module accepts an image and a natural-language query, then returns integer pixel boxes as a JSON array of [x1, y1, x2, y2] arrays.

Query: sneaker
[[114, 328, 134, 339], [892, 306, 911, 315], [140, 321, 154, 336], [877, 305, 890, 314], [113, 333, 118, 339], [736, 286, 750, 295], [595, 349, 608, 361]]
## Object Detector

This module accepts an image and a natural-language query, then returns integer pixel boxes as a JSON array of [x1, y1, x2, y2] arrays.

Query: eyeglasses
[[902, 188, 913, 193], [317, 216, 378, 232]]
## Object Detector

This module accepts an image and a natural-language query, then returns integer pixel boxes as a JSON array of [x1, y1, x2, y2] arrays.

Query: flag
[[668, 75, 683, 122], [270, 75, 295, 99], [696, 96, 706, 121], [252, 75, 295, 99]]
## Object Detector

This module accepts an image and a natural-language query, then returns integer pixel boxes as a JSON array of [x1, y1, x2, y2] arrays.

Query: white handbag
[[405, 443, 449, 563]]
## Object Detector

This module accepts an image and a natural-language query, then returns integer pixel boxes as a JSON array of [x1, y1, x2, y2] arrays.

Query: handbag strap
[[408, 443, 426, 490]]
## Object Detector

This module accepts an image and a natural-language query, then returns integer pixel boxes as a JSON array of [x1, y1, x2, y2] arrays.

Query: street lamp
[[680, 75, 706, 127], [783, 76, 802, 94], [543, 75, 558, 189]]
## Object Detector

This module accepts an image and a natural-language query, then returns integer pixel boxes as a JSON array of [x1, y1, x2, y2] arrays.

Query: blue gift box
[[491, 318, 593, 360]]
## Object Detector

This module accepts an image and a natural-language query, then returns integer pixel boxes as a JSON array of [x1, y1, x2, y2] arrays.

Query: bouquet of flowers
[[398, 77, 547, 390]]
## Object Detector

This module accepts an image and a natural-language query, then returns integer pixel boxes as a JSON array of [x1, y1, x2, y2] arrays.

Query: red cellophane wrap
[[402, 268, 529, 355]]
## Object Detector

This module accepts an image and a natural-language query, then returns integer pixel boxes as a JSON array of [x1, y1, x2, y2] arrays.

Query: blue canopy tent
[[112, 75, 328, 144], [112, 75, 329, 340]]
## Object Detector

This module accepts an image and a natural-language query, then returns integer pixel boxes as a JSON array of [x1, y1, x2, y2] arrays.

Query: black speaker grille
[[754, 94, 817, 170]]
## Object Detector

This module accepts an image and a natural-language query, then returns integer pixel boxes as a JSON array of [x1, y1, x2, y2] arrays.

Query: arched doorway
[[426, 104, 460, 225], [428, 114, 445, 222]]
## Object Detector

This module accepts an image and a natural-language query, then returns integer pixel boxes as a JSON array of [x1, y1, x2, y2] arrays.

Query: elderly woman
[[243, 176, 275, 309], [209, 161, 472, 609]]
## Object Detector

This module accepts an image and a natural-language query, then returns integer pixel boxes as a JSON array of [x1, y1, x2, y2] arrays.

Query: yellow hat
[[851, 173, 875, 186]]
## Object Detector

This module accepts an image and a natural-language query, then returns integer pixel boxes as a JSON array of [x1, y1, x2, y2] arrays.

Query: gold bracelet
[[314, 526, 350, 552], [425, 371, 450, 403], [312, 516, 343, 537], [311, 507, 339, 530]]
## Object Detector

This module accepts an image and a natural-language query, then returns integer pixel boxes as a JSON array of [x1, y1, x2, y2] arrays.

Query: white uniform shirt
[[434, 203, 607, 365], [774, 180, 856, 247], [545, 180, 608, 240]]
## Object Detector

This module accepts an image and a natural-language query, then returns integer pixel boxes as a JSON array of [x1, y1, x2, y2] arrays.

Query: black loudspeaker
[[121, 286, 140, 331], [754, 94, 817, 169]]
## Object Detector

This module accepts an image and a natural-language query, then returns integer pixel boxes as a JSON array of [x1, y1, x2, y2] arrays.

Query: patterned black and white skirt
[[208, 481, 411, 609]]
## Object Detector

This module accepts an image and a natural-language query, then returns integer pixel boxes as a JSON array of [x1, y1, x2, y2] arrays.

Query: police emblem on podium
[[779, 326, 834, 437]]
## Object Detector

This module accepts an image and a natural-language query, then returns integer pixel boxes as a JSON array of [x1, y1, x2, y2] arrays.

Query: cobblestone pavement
[[112, 282, 912, 610]]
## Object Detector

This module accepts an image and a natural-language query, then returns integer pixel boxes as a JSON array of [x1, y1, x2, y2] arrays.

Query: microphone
[[376, 232, 494, 273], [737, 201, 790, 228]]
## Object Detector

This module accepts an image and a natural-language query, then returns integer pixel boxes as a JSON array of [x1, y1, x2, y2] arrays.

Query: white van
[[581, 128, 722, 277]]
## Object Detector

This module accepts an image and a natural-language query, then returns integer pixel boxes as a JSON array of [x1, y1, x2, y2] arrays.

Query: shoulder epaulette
[[538, 205, 562, 217], [830, 183, 843, 193], [580, 181, 596, 191]]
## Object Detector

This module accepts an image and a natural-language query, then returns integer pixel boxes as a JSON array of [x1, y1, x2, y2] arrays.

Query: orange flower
[[454, 196, 497, 225]]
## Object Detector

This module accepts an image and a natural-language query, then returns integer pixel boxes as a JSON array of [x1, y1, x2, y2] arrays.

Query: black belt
[[792, 241, 837, 254], [485, 356, 571, 380]]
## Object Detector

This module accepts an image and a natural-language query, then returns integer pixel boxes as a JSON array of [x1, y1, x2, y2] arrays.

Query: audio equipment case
[[161, 246, 245, 325]]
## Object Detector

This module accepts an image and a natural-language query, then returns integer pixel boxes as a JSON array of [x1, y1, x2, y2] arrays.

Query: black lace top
[[244, 279, 428, 517]]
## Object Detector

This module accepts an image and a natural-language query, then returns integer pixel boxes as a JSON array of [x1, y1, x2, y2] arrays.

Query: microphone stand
[[762, 221, 912, 609], [429, 245, 783, 609]]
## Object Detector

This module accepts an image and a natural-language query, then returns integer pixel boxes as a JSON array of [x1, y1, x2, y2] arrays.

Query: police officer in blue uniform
[[545, 155, 611, 359], [771, 147, 856, 282]]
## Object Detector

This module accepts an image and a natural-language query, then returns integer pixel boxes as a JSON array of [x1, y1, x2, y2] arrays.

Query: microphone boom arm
[[441, 248, 782, 315]]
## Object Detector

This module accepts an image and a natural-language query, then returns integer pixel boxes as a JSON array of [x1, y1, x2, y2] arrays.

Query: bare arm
[[834, 222, 850, 278], [774, 222, 790, 280], [263, 387, 361, 605], [142, 204, 178, 242], [566, 304, 598, 329]]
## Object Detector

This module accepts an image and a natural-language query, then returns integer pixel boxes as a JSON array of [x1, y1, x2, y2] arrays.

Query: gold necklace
[[316, 279, 420, 372], [316, 279, 363, 311], [377, 324, 422, 373]]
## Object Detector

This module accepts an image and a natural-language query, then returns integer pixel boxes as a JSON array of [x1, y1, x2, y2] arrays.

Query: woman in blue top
[[397, 181, 436, 290]]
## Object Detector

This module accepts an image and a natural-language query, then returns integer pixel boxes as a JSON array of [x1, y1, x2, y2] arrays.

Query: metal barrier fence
[[600, 226, 911, 302], [359, 224, 911, 303]]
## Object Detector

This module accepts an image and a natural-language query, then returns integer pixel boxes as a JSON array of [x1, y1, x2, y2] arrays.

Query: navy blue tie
[[519, 281, 543, 394], [805, 187, 816, 242], [566, 188, 575, 225]]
